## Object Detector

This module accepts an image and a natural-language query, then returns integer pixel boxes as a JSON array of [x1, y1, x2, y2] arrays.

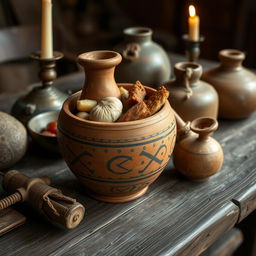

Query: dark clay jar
[[113, 27, 171, 87], [164, 62, 218, 122], [202, 49, 256, 119]]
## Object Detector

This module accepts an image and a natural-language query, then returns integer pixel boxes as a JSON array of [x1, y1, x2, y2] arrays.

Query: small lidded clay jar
[[202, 49, 256, 119], [165, 62, 218, 122]]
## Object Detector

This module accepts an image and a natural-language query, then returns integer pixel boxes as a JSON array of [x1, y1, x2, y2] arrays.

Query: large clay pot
[[58, 50, 176, 203], [113, 27, 171, 87], [202, 49, 256, 119], [58, 88, 176, 203], [165, 62, 218, 122], [173, 113, 224, 182]]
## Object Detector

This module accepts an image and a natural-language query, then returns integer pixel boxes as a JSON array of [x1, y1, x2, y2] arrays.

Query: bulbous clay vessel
[[0, 112, 28, 170], [165, 62, 218, 122], [58, 86, 176, 203], [202, 49, 256, 119], [113, 27, 171, 87], [173, 113, 224, 182], [58, 50, 176, 203], [78, 50, 121, 101]]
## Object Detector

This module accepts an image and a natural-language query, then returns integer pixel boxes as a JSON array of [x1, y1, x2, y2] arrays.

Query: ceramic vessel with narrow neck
[[113, 27, 171, 87], [78, 50, 121, 101], [165, 62, 218, 122], [202, 49, 256, 119], [173, 113, 224, 182]]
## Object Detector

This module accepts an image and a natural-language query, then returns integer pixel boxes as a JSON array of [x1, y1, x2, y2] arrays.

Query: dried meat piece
[[146, 86, 169, 115], [118, 101, 151, 122], [124, 81, 146, 110]]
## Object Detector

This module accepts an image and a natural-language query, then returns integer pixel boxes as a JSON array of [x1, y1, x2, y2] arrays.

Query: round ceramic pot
[[202, 49, 256, 119], [58, 85, 176, 203], [173, 117, 224, 182], [165, 62, 218, 122], [113, 27, 171, 87]]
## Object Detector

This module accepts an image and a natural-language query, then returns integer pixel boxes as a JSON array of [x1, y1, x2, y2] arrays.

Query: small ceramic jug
[[165, 62, 218, 122], [113, 27, 171, 87], [202, 49, 256, 119], [173, 112, 224, 182], [78, 50, 122, 101]]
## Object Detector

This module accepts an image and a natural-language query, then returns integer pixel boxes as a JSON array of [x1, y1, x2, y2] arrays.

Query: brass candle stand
[[182, 34, 205, 62], [11, 51, 68, 124]]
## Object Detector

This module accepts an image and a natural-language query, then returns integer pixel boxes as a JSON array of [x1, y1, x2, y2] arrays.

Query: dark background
[[1, 1, 256, 255], [1, 0, 256, 66]]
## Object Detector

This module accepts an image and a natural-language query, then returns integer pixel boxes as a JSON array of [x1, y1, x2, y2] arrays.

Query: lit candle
[[41, 0, 53, 58], [188, 5, 200, 41]]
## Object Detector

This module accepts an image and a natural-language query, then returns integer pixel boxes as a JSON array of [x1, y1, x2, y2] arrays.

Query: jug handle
[[123, 43, 141, 61], [183, 68, 193, 100]]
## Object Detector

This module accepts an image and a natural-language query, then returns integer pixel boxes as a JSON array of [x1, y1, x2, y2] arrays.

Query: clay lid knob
[[190, 117, 218, 141], [219, 49, 245, 69]]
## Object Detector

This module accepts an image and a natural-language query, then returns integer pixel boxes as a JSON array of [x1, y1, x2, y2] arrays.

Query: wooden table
[[0, 54, 255, 256]]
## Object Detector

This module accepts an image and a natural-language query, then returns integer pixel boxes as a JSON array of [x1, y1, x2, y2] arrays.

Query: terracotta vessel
[[165, 62, 218, 122], [78, 50, 121, 101], [58, 50, 176, 203], [58, 87, 176, 203], [202, 49, 256, 119], [113, 27, 171, 87], [173, 112, 224, 182]]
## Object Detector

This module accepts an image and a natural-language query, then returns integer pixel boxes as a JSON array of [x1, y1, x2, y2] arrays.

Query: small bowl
[[27, 110, 60, 154]]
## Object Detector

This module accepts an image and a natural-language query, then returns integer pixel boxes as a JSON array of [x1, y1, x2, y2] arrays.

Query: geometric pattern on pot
[[58, 122, 176, 184]]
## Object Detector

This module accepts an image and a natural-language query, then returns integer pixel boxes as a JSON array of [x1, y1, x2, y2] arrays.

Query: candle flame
[[189, 5, 196, 17]]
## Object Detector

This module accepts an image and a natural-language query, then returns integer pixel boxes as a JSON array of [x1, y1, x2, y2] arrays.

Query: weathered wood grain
[[1, 113, 256, 256], [0, 208, 26, 236], [201, 228, 243, 256], [232, 184, 256, 223], [0, 54, 256, 256]]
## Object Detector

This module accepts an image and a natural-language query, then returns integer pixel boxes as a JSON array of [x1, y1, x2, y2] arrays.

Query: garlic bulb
[[90, 97, 123, 122], [76, 112, 89, 120]]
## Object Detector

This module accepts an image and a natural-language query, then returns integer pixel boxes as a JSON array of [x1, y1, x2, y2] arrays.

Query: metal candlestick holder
[[182, 34, 205, 62], [11, 51, 68, 124]]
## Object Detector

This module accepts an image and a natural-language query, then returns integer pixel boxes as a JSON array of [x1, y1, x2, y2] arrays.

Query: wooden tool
[[0, 170, 85, 229]]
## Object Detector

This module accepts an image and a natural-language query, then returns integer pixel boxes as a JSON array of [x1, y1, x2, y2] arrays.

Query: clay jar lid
[[174, 62, 202, 85], [218, 49, 245, 69]]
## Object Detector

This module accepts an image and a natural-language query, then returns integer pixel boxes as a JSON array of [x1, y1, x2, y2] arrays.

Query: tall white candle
[[188, 5, 200, 41], [41, 0, 53, 58]]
